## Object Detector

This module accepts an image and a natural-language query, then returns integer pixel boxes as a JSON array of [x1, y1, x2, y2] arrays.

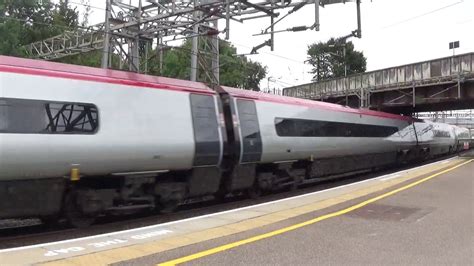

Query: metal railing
[[283, 52, 474, 99]]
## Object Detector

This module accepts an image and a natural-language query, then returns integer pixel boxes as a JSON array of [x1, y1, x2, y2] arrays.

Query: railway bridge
[[283, 53, 474, 115]]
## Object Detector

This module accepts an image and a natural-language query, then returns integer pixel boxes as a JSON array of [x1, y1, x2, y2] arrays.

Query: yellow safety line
[[158, 158, 474, 266]]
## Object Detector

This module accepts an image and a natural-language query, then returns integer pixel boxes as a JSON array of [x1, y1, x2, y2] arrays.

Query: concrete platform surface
[[0, 157, 471, 265], [460, 148, 474, 157], [124, 159, 474, 266]]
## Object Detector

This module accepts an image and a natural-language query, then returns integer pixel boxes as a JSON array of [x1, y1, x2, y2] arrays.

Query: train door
[[235, 99, 262, 163], [189, 94, 223, 166]]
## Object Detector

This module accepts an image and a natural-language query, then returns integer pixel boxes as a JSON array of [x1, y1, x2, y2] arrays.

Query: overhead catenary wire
[[378, 0, 464, 30], [65, 0, 309, 66], [1, 0, 321, 90], [4, 0, 312, 68], [229, 40, 307, 65], [68, 1, 105, 11], [0, 14, 96, 32], [0, 10, 305, 88], [22, 0, 466, 79], [0, 14, 290, 70], [0, 14, 309, 69], [4, 21, 265, 81], [272, 79, 296, 86]]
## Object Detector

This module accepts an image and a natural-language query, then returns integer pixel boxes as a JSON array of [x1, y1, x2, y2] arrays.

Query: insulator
[[291, 26, 308, 32]]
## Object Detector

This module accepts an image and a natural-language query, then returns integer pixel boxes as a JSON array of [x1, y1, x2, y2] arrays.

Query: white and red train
[[0, 56, 470, 226]]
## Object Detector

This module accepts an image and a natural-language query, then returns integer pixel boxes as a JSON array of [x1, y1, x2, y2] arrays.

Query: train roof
[[0, 55, 411, 122], [0, 55, 215, 95], [222, 86, 413, 121]]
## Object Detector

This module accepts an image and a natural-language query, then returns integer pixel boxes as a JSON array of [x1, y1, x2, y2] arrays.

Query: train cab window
[[0, 98, 98, 134]]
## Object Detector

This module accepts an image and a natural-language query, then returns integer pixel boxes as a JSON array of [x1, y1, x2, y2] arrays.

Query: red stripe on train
[[0, 56, 412, 122]]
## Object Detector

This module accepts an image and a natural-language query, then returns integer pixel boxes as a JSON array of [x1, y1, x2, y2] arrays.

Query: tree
[[307, 37, 366, 82], [0, 0, 78, 56], [149, 40, 267, 91], [59, 50, 103, 67], [0, 1, 266, 90], [242, 60, 267, 91]]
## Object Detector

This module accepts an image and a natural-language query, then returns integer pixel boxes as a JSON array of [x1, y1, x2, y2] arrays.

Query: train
[[0, 56, 471, 227]]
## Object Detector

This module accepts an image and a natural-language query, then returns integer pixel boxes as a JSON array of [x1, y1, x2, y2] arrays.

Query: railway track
[[0, 154, 461, 250]]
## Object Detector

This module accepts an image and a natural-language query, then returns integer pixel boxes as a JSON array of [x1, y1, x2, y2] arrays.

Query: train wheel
[[64, 192, 96, 228]]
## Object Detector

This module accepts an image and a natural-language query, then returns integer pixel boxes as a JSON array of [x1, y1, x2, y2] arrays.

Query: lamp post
[[267, 76, 274, 92], [267, 76, 283, 94]]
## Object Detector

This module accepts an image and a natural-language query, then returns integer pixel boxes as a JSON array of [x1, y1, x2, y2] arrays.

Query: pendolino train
[[0, 56, 470, 227]]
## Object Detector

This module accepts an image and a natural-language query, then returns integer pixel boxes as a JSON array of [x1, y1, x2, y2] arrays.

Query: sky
[[73, 0, 474, 91]]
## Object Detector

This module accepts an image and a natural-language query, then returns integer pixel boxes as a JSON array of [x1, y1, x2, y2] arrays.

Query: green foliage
[[242, 60, 267, 91], [0, 19, 22, 56], [0, 0, 78, 56], [307, 37, 367, 82], [149, 40, 267, 91], [59, 50, 102, 67], [0, 1, 266, 90], [154, 41, 193, 80]]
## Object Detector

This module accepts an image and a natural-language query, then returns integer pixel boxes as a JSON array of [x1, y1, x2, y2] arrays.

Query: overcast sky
[[77, 0, 473, 91]]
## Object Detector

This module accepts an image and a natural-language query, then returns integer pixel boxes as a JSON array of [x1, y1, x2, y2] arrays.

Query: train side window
[[0, 98, 98, 134], [45, 103, 98, 133], [275, 117, 398, 138], [275, 118, 295, 136], [0, 98, 46, 133]]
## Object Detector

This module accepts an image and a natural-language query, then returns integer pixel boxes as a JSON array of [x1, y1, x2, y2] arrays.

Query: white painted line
[[0, 156, 457, 253], [380, 174, 401, 181]]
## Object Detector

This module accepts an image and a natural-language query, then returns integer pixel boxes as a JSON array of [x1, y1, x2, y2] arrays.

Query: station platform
[[1, 157, 472, 265], [460, 147, 474, 157]]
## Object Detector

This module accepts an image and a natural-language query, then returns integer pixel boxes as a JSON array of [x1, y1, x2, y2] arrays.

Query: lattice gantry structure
[[24, 0, 361, 86]]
